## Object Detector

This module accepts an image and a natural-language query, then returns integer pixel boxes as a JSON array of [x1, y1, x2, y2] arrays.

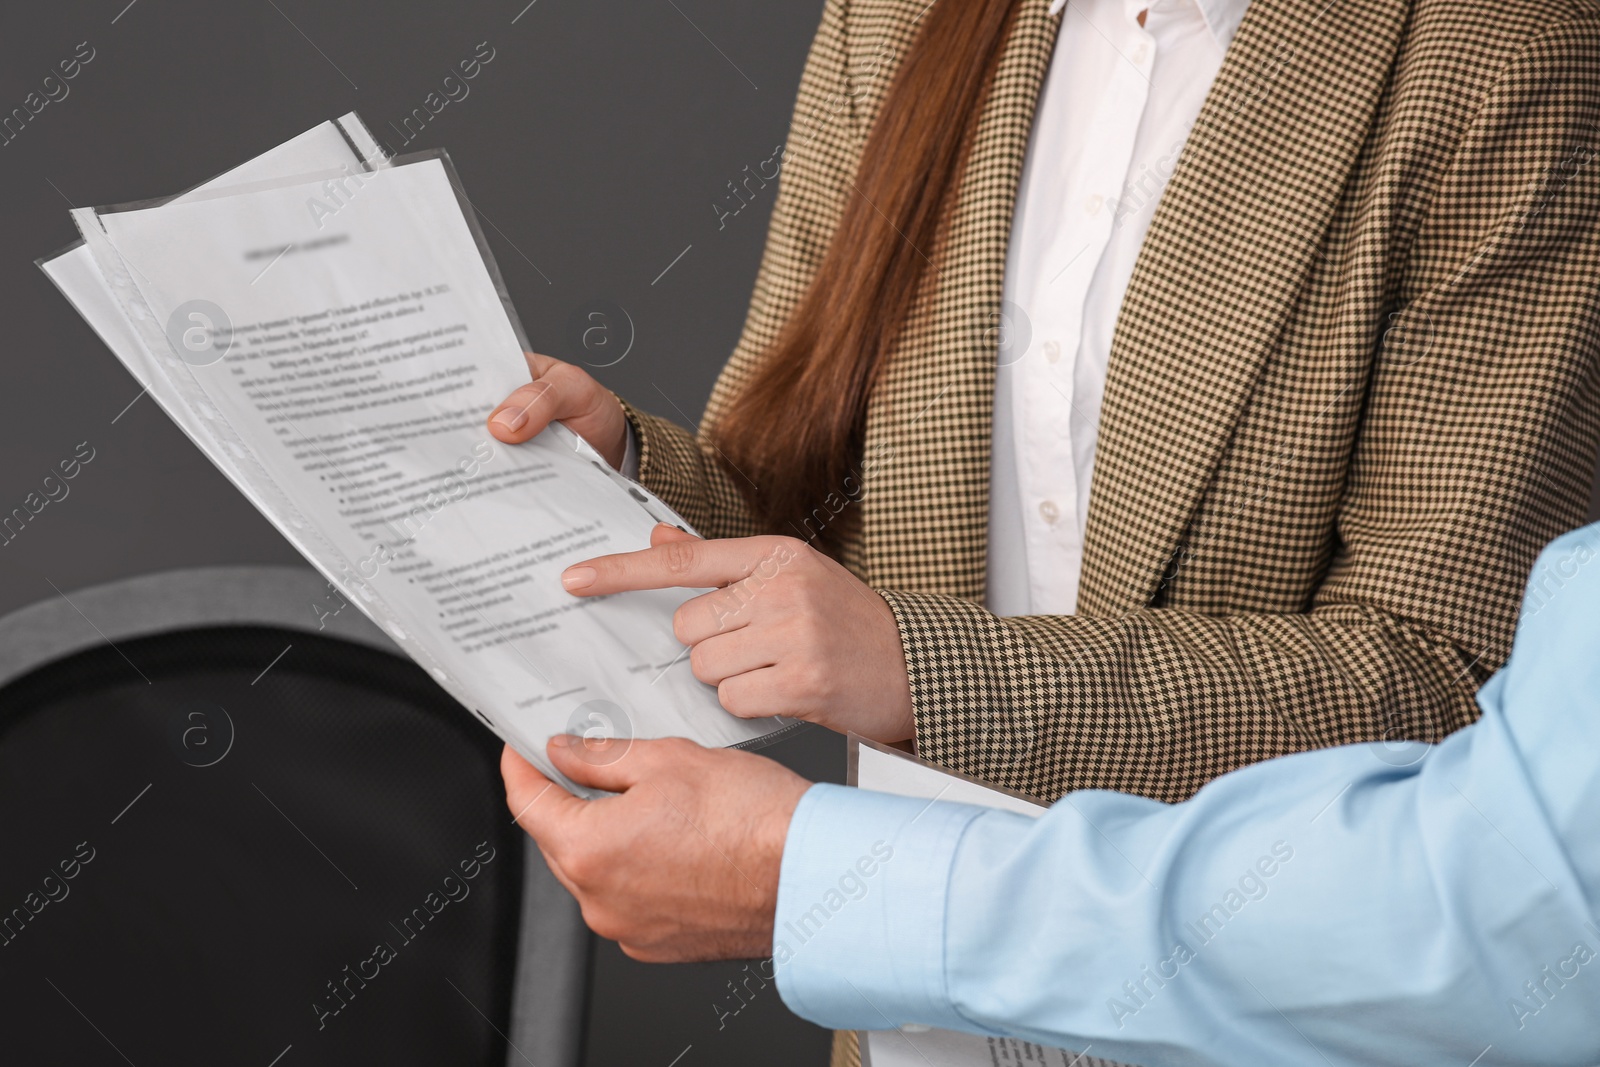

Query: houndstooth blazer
[[621, 0, 1600, 811]]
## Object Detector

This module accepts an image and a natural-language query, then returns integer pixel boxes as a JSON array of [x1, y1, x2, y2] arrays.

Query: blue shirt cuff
[[773, 782, 988, 1032]]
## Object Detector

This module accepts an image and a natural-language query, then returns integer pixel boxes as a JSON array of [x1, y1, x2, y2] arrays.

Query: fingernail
[[492, 406, 528, 432], [561, 566, 596, 590], [552, 733, 577, 747]]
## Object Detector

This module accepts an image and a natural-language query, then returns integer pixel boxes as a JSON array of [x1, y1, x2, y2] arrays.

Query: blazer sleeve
[[883, 13, 1600, 803], [620, 0, 863, 539]]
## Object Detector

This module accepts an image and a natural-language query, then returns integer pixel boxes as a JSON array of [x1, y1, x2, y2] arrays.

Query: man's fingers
[[548, 734, 696, 793], [531, 840, 584, 901], [488, 381, 557, 443], [501, 744, 585, 837], [562, 536, 788, 596]]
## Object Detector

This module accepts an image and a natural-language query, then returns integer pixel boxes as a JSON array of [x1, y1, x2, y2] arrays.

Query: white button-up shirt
[[985, 0, 1250, 617]]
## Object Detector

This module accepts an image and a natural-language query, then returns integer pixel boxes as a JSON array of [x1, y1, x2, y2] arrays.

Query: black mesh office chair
[[0, 566, 587, 1067]]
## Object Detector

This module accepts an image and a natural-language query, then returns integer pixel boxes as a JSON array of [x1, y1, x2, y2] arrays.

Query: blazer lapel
[[861, 0, 1060, 597], [1076, 0, 1410, 614]]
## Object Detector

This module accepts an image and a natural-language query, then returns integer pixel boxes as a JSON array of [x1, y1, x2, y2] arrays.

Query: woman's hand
[[562, 524, 916, 742], [487, 352, 629, 469], [502, 736, 810, 962]]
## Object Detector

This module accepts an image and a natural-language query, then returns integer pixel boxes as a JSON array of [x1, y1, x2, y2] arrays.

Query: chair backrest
[[0, 566, 587, 1067]]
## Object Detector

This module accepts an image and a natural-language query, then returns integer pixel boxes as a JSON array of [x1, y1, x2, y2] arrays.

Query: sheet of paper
[[865, 1032, 1099, 1067], [38, 113, 385, 513], [854, 741, 1049, 816], [63, 144, 792, 790], [850, 739, 1134, 1067]]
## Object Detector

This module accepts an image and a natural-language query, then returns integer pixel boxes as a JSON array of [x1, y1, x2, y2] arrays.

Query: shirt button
[[1043, 339, 1061, 363], [1084, 193, 1103, 216], [1133, 43, 1150, 64], [1039, 500, 1060, 524]]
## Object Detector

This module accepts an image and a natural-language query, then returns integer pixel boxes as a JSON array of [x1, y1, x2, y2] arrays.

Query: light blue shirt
[[774, 523, 1600, 1066]]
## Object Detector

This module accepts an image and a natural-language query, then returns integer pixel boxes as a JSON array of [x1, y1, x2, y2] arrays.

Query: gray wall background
[[7, 2, 1600, 1064], [0, 0, 823, 615], [1, 0, 834, 1064]]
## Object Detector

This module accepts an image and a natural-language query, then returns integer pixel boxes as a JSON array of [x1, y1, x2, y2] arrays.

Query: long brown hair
[[710, 0, 1024, 549]]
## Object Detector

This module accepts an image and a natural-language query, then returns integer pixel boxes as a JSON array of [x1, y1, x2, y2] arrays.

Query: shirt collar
[[1190, 0, 1250, 49], [1045, 0, 1251, 52]]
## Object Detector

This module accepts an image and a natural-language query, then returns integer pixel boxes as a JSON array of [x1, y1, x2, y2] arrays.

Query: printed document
[[44, 118, 793, 790], [39, 115, 385, 510]]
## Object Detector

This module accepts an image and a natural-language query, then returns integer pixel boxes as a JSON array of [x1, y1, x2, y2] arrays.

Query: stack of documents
[[39, 113, 796, 791]]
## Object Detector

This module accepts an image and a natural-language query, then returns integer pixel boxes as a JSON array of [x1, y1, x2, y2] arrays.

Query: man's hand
[[503, 736, 812, 962], [560, 525, 916, 742], [487, 352, 629, 469]]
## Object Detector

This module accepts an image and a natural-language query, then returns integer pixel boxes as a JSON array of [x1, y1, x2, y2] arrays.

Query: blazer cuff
[[615, 396, 683, 492], [614, 396, 715, 526], [876, 589, 1031, 779]]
